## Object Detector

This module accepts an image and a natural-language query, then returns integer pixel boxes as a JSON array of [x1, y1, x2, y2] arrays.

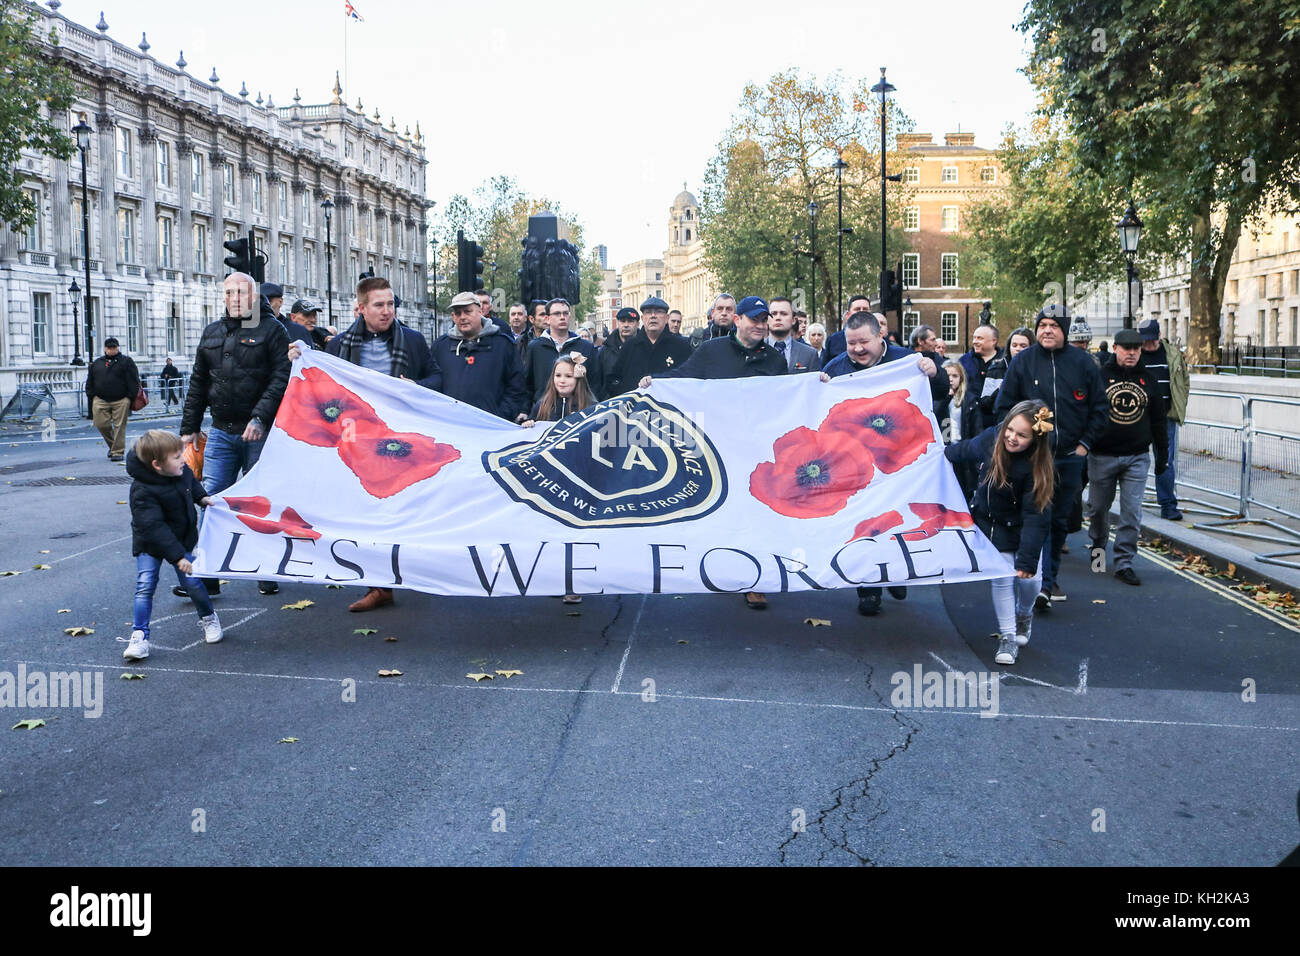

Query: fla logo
[[483, 394, 727, 527]]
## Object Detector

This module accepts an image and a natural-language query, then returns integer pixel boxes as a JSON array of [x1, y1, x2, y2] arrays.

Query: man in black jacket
[[688, 294, 737, 350], [523, 298, 598, 404], [86, 337, 140, 460], [1087, 329, 1169, 586], [431, 291, 526, 422], [595, 306, 642, 397], [179, 272, 292, 598], [614, 301, 694, 392], [995, 304, 1109, 607], [159, 356, 184, 410]]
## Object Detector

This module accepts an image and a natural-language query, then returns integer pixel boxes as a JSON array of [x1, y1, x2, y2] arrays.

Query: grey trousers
[[1087, 452, 1150, 571]]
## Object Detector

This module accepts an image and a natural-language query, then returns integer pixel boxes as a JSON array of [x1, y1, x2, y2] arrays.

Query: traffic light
[[456, 230, 485, 293], [883, 264, 903, 315], [223, 235, 251, 274]]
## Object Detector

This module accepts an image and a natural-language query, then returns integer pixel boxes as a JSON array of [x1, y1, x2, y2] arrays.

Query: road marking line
[[1138, 545, 1300, 633], [144, 608, 267, 651], [47, 534, 132, 565], [9, 656, 1294, 732], [929, 650, 1088, 695], [610, 593, 647, 694]]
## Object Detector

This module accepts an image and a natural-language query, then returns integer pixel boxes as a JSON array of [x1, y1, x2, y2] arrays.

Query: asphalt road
[[1, 417, 1297, 866]]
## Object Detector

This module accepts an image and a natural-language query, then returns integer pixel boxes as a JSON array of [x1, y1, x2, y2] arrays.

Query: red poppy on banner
[[820, 390, 934, 473], [846, 510, 905, 542], [222, 495, 322, 539], [338, 422, 461, 498], [275, 366, 381, 448], [750, 426, 876, 518], [899, 501, 976, 538]]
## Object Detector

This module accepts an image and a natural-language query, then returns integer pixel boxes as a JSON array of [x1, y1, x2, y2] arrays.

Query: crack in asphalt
[[777, 663, 921, 866], [510, 594, 626, 866]]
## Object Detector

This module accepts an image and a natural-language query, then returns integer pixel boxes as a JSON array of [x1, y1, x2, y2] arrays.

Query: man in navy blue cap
[[642, 294, 786, 611], [641, 295, 787, 385], [595, 305, 642, 396]]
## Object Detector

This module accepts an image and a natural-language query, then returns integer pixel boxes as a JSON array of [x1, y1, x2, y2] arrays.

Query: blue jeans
[[134, 552, 213, 640], [1040, 455, 1086, 590], [201, 426, 266, 501], [1155, 420, 1180, 515]]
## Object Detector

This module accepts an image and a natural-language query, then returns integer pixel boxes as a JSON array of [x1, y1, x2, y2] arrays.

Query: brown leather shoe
[[744, 592, 768, 610], [349, 587, 394, 612]]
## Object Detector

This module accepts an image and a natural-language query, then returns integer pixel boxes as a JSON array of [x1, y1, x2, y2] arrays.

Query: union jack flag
[[345, 1, 364, 21]]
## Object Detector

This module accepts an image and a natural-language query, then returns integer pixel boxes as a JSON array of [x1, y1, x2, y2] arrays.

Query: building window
[[252, 173, 263, 213], [279, 242, 290, 280], [941, 253, 959, 287], [279, 184, 288, 219], [349, 253, 358, 279], [157, 141, 171, 187], [903, 166, 919, 184], [119, 207, 136, 263], [167, 306, 180, 354], [19, 187, 41, 250], [685, 228, 691, 241], [940, 206, 958, 232], [980, 166, 997, 183], [366, 208, 374, 236], [941, 166, 958, 184], [302, 191, 313, 229], [901, 310, 920, 338], [902, 253, 920, 288], [191, 153, 204, 196], [71, 197, 85, 257], [193, 222, 207, 272], [223, 163, 235, 204], [127, 299, 142, 352], [118, 127, 133, 177], [158, 216, 173, 268], [940, 311, 958, 342], [903, 206, 919, 232], [346, 205, 354, 236], [364, 148, 372, 167], [345, 139, 354, 158], [304, 246, 315, 287], [31, 293, 51, 355]]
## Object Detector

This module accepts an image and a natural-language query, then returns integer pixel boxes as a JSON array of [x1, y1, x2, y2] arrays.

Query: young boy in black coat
[[125, 430, 222, 661]]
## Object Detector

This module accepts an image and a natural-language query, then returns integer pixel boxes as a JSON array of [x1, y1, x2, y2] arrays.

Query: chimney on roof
[[944, 131, 976, 147], [895, 133, 933, 149]]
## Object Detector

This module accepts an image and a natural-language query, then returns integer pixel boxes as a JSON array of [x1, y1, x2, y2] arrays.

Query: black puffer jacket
[[127, 448, 206, 563], [994, 340, 1108, 460], [182, 300, 291, 434], [85, 352, 141, 403], [945, 426, 1051, 573]]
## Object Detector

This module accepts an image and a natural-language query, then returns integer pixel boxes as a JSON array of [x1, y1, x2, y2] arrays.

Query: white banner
[[194, 350, 1012, 596]]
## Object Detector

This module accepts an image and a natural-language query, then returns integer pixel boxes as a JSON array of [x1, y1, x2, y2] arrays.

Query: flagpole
[[343, 12, 348, 105]]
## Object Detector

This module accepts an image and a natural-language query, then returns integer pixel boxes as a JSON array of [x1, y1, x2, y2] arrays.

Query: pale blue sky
[[52, 0, 1038, 267]]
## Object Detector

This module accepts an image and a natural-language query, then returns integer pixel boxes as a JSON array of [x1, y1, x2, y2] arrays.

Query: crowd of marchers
[[84, 271, 1184, 668]]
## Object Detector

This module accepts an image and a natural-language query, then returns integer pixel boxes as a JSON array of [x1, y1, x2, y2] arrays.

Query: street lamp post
[[321, 196, 334, 329], [833, 156, 848, 321], [72, 113, 94, 366], [870, 68, 895, 314], [1116, 202, 1143, 330], [68, 279, 81, 366], [808, 200, 819, 324]]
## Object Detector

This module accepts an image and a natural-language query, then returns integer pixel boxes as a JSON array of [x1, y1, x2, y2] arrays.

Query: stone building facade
[[618, 186, 718, 334], [1, 2, 428, 400]]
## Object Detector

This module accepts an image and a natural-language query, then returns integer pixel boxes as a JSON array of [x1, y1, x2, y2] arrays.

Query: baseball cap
[[615, 307, 640, 322], [1138, 317, 1160, 341], [735, 296, 770, 319], [261, 282, 284, 299], [1114, 329, 1144, 347], [290, 298, 321, 315], [450, 291, 480, 309]]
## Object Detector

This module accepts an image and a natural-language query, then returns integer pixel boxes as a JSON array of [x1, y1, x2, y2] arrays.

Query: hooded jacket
[[994, 338, 1108, 461], [945, 426, 1051, 573], [127, 447, 206, 562], [432, 319, 528, 421], [1093, 353, 1170, 467], [181, 298, 291, 435], [523, 332, 598, 403]]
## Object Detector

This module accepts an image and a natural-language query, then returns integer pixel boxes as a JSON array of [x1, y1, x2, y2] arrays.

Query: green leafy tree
[[1017, 0, 1300, 365], [0, 0, 75, 230], [700, 69, 913, 329]]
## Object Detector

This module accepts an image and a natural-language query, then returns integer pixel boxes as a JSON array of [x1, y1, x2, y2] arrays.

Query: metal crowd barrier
[[1146, 390, 1300, 569]]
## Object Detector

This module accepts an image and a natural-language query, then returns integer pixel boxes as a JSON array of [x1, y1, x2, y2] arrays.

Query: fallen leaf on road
[[353, 628, 378, 635], [63, 477, 75, 481], [57, 609, 70, 614], [673, 596, 684, 600], [325, 584, 343, 589], [495, 669, 523, 678], [378, 669, 403, 678], [384, 636, 397, 642], [1092, 599, 1106, 604], [116, 500, 127, 505], [1227, 562, 1236, 577], [38, 550, 49, 554], [119, 673, 146, 680], [465, 672, 492, 682], [63, 626, 94, 636], [803, 618, 832, 627], [278, 737, 299, 744], [281, 600, 314, 611], [33, 564, 50, 570], [12, 719, 45, 730], [0, 571, 21, 576]]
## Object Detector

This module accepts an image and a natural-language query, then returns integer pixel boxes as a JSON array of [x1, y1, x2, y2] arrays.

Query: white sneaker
[[1015, 614, 1033, 647], [995, 635, 1019, 665], [123, 630, 150, 661], [200, 613, 223, 644]]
